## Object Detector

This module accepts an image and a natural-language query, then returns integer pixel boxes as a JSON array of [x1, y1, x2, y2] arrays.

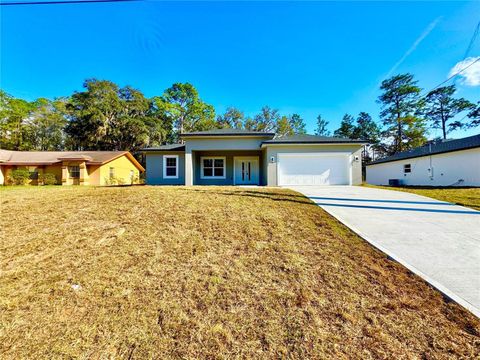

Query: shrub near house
[[0, 149, 144, 186]]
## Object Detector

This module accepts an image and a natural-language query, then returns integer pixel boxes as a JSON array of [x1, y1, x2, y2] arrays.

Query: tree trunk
[[397, 115, 402, 153], [441, 114, 447, 140], [440, 104, 447, 140]]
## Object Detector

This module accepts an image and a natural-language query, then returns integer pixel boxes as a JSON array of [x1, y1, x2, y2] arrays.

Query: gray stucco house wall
[[193, 150, 264, 185], [145, 151, 186, 185], [143, 130, 365, 187], [264, 144, 363, 186]]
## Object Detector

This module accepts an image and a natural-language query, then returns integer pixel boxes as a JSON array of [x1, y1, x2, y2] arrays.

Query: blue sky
[[1, 1, 479, 138]]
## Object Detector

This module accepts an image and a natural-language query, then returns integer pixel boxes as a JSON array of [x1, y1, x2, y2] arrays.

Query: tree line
[[0, 80, 308, 153], [1, 73, 478, 162]]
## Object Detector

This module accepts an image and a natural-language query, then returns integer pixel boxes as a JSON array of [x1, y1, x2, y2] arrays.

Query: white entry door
[[234, 157, 259, 185], [277, 153, 351, 186]]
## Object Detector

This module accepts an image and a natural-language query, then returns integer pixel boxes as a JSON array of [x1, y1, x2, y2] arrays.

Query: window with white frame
[[403, 164, 411, 173], [69, 165, 80, 178], [163, 155, 178, 178], [201, 157, 225, 179]]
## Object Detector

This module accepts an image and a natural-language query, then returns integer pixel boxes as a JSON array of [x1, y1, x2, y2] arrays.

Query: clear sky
[[1, 1, 479, 138]]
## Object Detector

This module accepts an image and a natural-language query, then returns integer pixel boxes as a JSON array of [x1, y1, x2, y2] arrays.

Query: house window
[[109, 167, 115, 178], [163, 155, 178, 179], [69, 166, 80, 178], [201, 157, 225, 179], [404, 164, 411, 174]]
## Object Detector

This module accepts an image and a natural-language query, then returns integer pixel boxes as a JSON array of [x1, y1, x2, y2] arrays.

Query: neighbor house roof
[[0, 150, 145, 171], [142, 144, 185, 151], [180, 129, 276, 137], [262, 134, 367, 145], [369, 134, 480, 165]]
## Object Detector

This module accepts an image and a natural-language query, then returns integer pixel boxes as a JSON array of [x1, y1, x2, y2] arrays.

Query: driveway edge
[[318, 205, 480, 319]]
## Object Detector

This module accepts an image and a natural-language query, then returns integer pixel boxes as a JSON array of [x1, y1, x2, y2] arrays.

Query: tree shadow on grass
[[178, 187, 317, 207]]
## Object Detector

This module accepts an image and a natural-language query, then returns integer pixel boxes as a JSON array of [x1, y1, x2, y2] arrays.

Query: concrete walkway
[[289, 185, 480, 318]]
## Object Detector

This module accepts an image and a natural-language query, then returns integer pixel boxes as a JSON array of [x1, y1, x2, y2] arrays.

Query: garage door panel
[[278, 153, 350, 186]]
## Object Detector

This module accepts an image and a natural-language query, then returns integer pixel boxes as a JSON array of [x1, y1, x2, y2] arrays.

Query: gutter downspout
[[429, 143, 434, 181]]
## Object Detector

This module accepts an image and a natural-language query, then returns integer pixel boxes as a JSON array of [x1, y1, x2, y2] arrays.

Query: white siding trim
[[200, 156, 226, 179], [163, 155, 179, 179]]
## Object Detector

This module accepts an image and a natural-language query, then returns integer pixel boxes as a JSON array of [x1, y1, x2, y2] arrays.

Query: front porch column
[[79, 162, 89, 186], [185, 149, 193, 186], [61, 163, 69, 185]]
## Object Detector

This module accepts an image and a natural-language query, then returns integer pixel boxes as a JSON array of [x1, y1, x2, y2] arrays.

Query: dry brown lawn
[[0, 186, 479, 359]]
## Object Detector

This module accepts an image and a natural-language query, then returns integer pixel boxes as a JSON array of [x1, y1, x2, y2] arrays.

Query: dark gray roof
[[180, 128, 275, 137], [262, 134, 367, 144], [142, 144, 185, 151], [369, 134, 480, 165]]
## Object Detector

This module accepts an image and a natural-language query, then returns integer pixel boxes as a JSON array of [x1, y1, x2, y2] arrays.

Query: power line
[[0, 0, 138, 5], [452, 20, 480, 87], [422, 56, 480, 96], [463, 21, 480, 60]]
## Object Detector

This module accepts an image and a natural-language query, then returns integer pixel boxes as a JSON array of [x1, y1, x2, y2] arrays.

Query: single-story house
[[0, 150, 144, 186], [143, 129, 366, 186], [366, 134, 480, 187]]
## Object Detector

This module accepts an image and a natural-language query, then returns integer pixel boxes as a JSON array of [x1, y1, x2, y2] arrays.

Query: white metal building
[[366, 134, 480, 187]]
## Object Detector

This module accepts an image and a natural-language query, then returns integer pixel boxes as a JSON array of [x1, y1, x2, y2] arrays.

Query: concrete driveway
[[289, 185, 480, 318]]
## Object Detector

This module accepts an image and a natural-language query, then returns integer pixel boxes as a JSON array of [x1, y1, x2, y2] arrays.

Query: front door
[[234, 157, 259, 185]]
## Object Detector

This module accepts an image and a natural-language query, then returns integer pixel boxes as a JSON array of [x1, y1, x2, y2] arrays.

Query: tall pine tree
[[314, 114, 330, 136], [333, 114, 355, 138], [378, 73, 426, 154], [424, 85, 474, 139]]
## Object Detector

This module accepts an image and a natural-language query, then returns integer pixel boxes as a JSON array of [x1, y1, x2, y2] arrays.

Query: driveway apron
[[289, 185, 480, 318]]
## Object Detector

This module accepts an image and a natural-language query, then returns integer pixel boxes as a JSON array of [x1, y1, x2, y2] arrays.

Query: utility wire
[[452, 20, 480, 86], [463, 21, 480, 60], [421, 56, 480, 97], [0, 0, 138, 5]]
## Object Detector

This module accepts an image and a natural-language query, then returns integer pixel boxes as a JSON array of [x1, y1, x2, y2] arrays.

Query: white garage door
[[277, 153, 351, 186]]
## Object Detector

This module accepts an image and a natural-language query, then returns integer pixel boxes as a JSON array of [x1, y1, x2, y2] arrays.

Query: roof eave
[[368, 144, 480, 166], [261, 141, 367, 147], [180, 133, 275, 138], [142, 147, 185, 152], [0, 161, 61, 166]]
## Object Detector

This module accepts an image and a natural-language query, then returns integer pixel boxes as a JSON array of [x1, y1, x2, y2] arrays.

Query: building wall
[[145, 152, 186, 185], [0, 155, 141, 186], [264, 144, 363, 186], [184, 137, 269, 152], [193, 150, 263, 185], [1, 164, 63, 185], [44, 165, 63, 184], [98, 155, 141, 185], [88, 165, 101, 185], [366, 148, 480, 186], [184, 136, 272, 185]]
